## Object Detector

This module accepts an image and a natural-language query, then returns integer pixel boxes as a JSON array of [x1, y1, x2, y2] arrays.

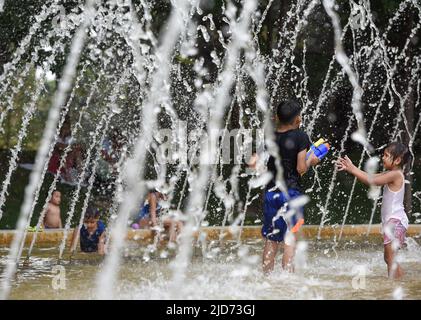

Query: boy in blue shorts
[[249, 100, 319, 274]]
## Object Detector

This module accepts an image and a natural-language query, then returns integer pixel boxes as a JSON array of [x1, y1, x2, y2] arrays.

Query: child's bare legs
[[167, 220, 177, 243], [138, 217, 150, 228], [262, 239, 279, 274], [282, 243, 295, 272], [174, 221, 183, 241], [282, 231, 296, 272], [163, 219, 183, 243], [384, 243, 404, 279]]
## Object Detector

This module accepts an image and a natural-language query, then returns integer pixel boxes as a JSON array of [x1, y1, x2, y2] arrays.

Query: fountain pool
[[1, 0, 420, 301], [2, 232, 421, 300]]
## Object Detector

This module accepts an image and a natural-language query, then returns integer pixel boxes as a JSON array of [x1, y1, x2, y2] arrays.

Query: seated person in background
[[132, 189, 183, 243], [48, 116, 73, 176], [60, 142, 85, 185], [71, 207, 106, 255], [42, 190, 63, 229], [47, 115, 84, 185], [100, 129, 124, 175], [95, 129, 124, 196]]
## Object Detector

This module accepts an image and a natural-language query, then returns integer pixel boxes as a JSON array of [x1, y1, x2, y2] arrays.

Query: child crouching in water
[[337, 142, 410, 279], [70, 207, 106, 255], [133, 189, 183, 243]]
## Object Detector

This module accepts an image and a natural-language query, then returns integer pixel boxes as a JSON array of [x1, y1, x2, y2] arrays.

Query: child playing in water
[[249, 100, 320, 274], [133, 189, 183, 243], [70, 207, 106, 255], [336, 142, 410, 279], [42, 190, 63, 229]]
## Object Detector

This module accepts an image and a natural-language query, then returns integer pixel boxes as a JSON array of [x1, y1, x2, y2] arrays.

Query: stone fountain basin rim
[[0, 224, 420, 245]]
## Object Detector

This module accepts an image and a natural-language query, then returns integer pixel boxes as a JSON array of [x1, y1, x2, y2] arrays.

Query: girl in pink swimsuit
[[337, 142, 410, 279]]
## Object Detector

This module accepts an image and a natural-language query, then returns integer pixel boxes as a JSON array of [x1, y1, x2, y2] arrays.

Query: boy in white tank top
[[337, 142, 410, 279]]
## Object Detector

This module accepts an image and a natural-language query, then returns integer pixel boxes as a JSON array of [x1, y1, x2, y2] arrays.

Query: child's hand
[[247, 154, 258, 169], [307, 152, 320, 167], [336, 156, 355, 173]]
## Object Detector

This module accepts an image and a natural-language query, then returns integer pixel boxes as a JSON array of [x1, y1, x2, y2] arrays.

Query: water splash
[[0, 0, 420, 300], [0, 0, 96, 300]]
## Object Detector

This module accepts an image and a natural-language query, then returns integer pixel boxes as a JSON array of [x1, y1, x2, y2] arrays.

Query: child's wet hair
[[49, 190, 61, 202], [84, 207, 100, 220], [276, 100, 301, 125], [153, 188, 166, 196], [385, 142, 410, 167]]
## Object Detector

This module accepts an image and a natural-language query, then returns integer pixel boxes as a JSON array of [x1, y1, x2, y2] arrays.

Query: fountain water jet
[[0, 0, 96, 300], [0, 0, 420, 300]]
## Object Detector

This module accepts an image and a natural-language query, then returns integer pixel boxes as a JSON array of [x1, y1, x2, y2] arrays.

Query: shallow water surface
[[1, 237, 421, 300]]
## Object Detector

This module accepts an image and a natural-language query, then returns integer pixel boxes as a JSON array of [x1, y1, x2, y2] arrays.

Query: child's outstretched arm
[[41, 206, 49, 228], [337, 156, 400, 186]]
